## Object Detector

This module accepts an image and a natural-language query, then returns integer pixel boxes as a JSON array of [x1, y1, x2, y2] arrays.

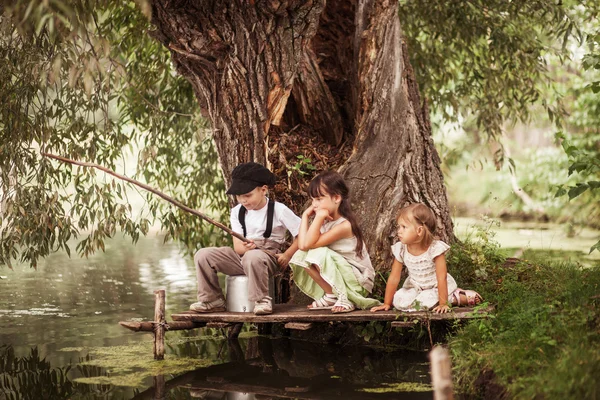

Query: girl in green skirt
[[290, 171, 380, 313]]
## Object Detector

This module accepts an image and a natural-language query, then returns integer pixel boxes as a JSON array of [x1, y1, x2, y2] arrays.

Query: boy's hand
[[370, 304, 391, 312], [243, 240, 257, 250], [276, 253, 291, 269], [433, 304, 450, 314], [314, 208, 333, 221]]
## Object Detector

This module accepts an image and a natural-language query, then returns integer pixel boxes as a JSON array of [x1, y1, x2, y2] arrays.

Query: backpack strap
[[238, 205, 247, 237], [263, 199, 275, 239], [237, 199, 275, 239]]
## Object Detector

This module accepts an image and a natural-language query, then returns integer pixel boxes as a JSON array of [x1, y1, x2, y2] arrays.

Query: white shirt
[[230, 199, 301, 244]]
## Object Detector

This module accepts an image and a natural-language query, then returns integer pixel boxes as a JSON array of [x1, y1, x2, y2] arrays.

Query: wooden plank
[[284, 322, 313, 330], [391, 321, 416, 328], [172, 304, 494, 324], [119, 320, 206, 332]]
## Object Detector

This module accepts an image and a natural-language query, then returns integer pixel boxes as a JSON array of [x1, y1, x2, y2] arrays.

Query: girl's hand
[[432, 304, 450, 314], [276, 253, 291, 269], [302, 206, 316, 218], [370, 304, 391, 312], [314, 208, 333, 221]]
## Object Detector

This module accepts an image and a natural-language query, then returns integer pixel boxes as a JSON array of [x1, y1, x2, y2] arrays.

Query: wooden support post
[[228, 322, 243, 339], [153, 374, 166, 400], [257, 323, 272, 335], [429, 346, 454, 400], [154, 290, 166, 360]]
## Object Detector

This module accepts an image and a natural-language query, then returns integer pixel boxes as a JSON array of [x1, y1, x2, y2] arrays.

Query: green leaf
[[587, 181, 600, 189], [590, 240, 600, 254], [568, 162, 588, 176], [554, 186, 567, 198], [508, 157, 516, 174], [568, 184, 588, 200]]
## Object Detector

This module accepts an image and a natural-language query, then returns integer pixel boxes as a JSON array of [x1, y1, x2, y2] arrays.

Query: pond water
[[453, 217, 600, 267], [2, 219, 597, 399], [0, 235, 431, 399]]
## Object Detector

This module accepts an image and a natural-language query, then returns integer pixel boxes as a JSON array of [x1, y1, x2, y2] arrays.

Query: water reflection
[[1, 336, 432, 399], [0, 344, 135, 399], [132, 337, 431, 400]]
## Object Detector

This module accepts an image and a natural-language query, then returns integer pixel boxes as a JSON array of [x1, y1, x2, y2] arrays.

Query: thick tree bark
[[149, 0, 453, 271], [150, 0, 325, 177], [342, 0, 454, 265], [291, 47, 343, 146]]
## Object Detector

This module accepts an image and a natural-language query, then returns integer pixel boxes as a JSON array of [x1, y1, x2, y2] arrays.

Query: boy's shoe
[[253, 296, 273, 315], [189, 298, 226, 313]]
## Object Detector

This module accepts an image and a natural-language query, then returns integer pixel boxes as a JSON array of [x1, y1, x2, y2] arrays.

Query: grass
[[446, 240, 600, 399]]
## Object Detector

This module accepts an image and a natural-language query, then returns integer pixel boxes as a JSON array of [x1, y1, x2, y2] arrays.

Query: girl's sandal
[[331, 299, 356, 314], [452, 288, 483, 307], [308, 294, 337, 310]]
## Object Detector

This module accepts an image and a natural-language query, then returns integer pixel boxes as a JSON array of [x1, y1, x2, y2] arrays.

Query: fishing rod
[[41, 152, 251, 243]]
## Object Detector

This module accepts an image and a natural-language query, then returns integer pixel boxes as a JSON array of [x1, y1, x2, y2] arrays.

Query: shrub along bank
[[446, 239, 600, 399]]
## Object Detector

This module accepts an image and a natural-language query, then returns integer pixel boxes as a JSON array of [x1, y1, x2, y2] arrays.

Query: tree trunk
[[149, 0, 453, 271], [150, 0, 324, 174], [342, 0, 454, 265]]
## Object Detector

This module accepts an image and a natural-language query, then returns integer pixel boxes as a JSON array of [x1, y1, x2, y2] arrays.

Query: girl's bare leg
[[305, 264, 333, 292], [305, 264, 335, 309], [305, 264, 350, 313]]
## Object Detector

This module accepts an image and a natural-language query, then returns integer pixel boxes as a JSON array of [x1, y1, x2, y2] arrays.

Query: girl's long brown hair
[[308, 171, 366, 258]]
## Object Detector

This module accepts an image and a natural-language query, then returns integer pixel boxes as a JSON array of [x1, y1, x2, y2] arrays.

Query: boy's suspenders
[[238, 199, 275, 238]]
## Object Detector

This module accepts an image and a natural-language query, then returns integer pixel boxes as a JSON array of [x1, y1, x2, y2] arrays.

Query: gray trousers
[[194, 240, 282, 302]]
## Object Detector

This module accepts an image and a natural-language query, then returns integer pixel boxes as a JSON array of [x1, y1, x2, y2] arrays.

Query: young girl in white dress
[[371, 203, 482, 313]]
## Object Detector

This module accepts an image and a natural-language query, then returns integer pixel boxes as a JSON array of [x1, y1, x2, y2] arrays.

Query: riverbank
[[446, 238, 600, 399]]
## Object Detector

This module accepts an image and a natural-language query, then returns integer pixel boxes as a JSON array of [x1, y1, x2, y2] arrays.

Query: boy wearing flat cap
[[190, 162, 301, 315]]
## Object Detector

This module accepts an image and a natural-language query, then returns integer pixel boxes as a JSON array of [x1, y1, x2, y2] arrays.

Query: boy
[[190, 162, 301, 315]]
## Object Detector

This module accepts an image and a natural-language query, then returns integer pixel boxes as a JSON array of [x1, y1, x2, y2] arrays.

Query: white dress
[[290, 217, 379, 310], [390, 240, 457, 311], [318, 218, 375, 291]]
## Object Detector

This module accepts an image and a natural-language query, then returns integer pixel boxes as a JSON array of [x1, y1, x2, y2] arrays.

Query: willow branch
[[41, 152, 249, 243]]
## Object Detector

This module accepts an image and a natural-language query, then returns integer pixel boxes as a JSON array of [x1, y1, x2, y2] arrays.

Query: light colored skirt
[[392, 274, 458, 311], [290, 247, 380, 310]]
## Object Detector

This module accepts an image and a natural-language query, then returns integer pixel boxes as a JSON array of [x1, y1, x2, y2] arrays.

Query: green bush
[[448, 251, 600, 398]]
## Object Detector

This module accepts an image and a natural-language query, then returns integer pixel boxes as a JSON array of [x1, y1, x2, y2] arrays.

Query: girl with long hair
[[290, 171, 379, 313]]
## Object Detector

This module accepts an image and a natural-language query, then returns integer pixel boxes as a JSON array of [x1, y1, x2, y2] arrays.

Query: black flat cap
[[226, 162, 276, 195]]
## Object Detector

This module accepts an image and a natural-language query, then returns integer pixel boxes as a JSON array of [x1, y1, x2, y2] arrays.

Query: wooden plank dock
[[119, 290, 493, 360], [171, 303, 493, 324]]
